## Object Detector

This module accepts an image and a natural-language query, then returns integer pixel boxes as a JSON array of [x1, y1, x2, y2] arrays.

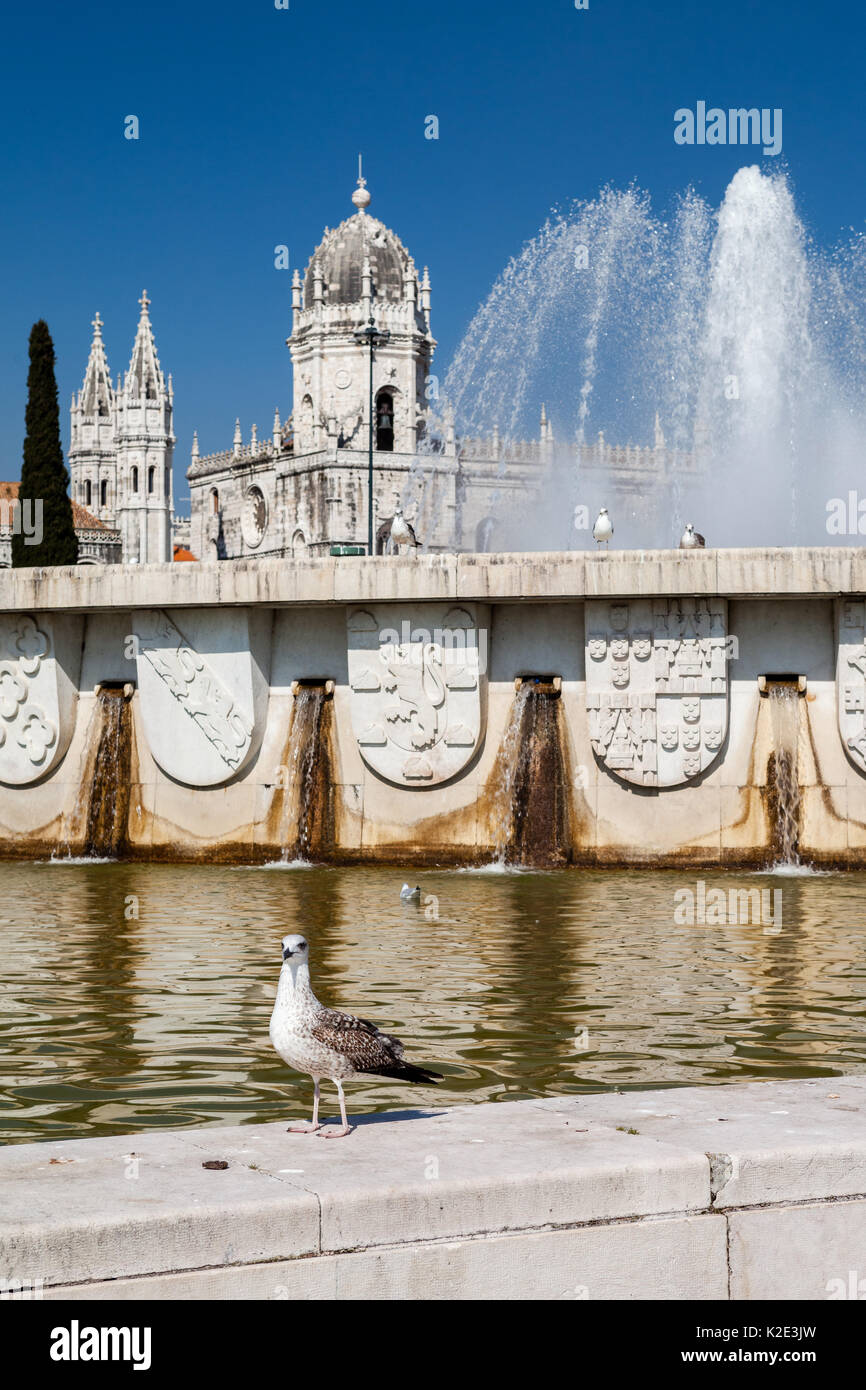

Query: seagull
[[269, 934, 442, 1138], [679, 522, 706, 549], [391, 507, 420, 552], [400, 882, 422, 903], [592, 508, 613, 548]]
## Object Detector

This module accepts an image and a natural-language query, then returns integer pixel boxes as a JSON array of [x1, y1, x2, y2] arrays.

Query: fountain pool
[[1, 859, 864, 1145]]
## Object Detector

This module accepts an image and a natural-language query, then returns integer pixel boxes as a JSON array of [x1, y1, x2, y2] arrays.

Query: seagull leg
[[318, 1079, 352, 1138], [288, 1078, 322, 1133]]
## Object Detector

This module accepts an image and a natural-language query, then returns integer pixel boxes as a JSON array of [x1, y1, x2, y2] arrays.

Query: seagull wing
[[310, 1008, 441, 1082]]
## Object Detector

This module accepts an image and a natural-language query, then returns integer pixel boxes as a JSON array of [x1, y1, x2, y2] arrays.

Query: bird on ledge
[[269, 934, 442, 1138], [592, 507, 613, 548], [390, 506, 421, 552], [679, 522, 706, 549]]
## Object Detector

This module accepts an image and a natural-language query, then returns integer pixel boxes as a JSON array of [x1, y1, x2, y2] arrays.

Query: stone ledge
[[2, 1079, 865, 1298], [0, 546, 863, 611]]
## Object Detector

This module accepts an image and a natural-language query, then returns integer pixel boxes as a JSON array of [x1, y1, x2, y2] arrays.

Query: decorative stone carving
[[347, 603, 488, 786], [133, 608, 270, 787], [837, 600, 866, 774], [0, 613, 81, 785], [585, 598, 728, 788]]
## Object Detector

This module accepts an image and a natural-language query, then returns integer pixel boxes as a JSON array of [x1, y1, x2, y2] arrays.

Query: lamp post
[[353, 315, 390, 555]]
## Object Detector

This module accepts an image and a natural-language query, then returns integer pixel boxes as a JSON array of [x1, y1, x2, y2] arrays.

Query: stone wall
[[2, 548, 866, 865]]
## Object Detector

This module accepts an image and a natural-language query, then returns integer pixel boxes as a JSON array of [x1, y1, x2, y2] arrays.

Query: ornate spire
[[79, 311, 114, 417], [125, 290, 166, 401], [191, 431, 199, 461], [352, 153, 371, 212]]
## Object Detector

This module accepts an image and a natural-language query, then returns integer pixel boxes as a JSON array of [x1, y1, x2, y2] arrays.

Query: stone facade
[[68, 296, 175, 564], [1, 547, 866, 867]]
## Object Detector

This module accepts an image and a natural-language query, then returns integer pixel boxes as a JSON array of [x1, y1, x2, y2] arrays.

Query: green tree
[[12, 320, 78, 567]]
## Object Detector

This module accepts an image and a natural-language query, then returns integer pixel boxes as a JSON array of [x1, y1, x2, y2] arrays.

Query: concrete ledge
[[1, 546, 864, 611], [2, 1079, 865, 1299]]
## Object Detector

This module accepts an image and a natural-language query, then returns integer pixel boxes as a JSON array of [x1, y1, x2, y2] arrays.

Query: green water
[[1, 859, 865, 1144]]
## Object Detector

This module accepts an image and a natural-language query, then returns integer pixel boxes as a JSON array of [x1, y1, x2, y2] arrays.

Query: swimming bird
[[400, 882, 422, 903], [269, 934, 442, 1138], [592, 507, 613, 548], [391, 507, 420, 552], [679, 522, 706, 549]]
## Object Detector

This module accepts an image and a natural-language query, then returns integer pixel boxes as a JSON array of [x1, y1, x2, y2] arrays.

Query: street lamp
[[353, 315, 390, 555]]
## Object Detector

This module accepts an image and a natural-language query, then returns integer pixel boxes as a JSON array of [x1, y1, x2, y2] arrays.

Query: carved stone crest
[[585, 598, 728, 788], [0, 613, 81, 786], [133, 608, 270, 787], [347, 603, 488, 786], [836, 600, 866, 774]]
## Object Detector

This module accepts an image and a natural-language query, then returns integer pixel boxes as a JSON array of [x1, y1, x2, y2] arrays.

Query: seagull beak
[[282, 946, 294, 960]]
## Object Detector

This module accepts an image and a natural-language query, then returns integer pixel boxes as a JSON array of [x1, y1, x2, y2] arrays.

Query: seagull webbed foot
[[317, 1124, 352, 1139], [287, 1121, 322, 1133]]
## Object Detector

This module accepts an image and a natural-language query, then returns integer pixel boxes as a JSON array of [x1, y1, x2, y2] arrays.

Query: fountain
[[436, 166, 866, 551], [82, 684, 133, 859], [487, 677, 570, 867], [275, 682, 334, 862], [764, 680, 803, 867]]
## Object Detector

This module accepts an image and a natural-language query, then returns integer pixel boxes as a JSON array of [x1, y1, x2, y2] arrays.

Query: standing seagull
[[679, 522, 706, 549], [592, 507, 613, 548], [269, 934, 442, 1138], [391, 506, 421, 553]]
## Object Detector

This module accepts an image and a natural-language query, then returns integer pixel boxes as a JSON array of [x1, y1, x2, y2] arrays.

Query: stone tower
[[288, 166, 436, 459], [69, 313, 118, 526], [115, 291, 175, 564]]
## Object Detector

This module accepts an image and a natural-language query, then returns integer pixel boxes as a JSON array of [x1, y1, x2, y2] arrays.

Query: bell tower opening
[[375, 389, 395, 451]]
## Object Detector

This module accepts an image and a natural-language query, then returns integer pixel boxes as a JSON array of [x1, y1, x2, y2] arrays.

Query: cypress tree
[[12, 320, 78, 567]]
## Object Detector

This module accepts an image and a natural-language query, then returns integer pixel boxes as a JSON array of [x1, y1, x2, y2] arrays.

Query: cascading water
[[487, 679, 570, 867], [766, 683, 802, 867], [423, 166, 866, 551], [83, 687, 132, 859], [277, 684, 332, 862]]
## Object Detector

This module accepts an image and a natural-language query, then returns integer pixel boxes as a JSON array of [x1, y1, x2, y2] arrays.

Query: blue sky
[[0, 0, 863, 510]]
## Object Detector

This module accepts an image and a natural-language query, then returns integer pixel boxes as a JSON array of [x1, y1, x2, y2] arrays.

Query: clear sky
[[0, 0, 863, 510]]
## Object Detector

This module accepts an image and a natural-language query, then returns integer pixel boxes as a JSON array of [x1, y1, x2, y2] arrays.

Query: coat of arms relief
[[585, 598, 729, 788], [0, 613, 80, 786], [837, 600, 866, 774], [347, 603, 488, 786]]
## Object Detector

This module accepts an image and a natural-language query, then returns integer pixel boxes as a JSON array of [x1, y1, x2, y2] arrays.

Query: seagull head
[[281, 934, 309, 963]]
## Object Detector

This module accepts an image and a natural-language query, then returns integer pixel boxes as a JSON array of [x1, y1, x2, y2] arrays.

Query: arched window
[[375, 390, 394, 452], [210, 488, 219, 514], [100, 480, 107, 508], [148, 466, 155, 494], [291, 529, 307, 559], [84, 479, 92, 507], [132, 466, 139, 493]]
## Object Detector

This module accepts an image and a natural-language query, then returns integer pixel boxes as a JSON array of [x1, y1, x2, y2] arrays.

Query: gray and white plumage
[[679, 522, 706, 549], [269, 934, 441, 1137], [400, 882, 421, 902], [390, 506, 420, 550], [593, 507, 613, 547]]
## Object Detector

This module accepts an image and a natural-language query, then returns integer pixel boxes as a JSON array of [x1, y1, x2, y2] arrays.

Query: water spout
[[765, 682, 803, 867], [278, 683, 333, 862], [82, 685, 133, 859], [488, 677, 570, 867]]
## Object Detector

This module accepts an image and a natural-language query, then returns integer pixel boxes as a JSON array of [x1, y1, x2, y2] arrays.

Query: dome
[[304, 179, 412, 307]]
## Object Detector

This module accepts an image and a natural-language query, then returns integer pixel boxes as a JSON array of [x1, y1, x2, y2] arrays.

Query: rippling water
[[1, 860, 865, 1144]]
